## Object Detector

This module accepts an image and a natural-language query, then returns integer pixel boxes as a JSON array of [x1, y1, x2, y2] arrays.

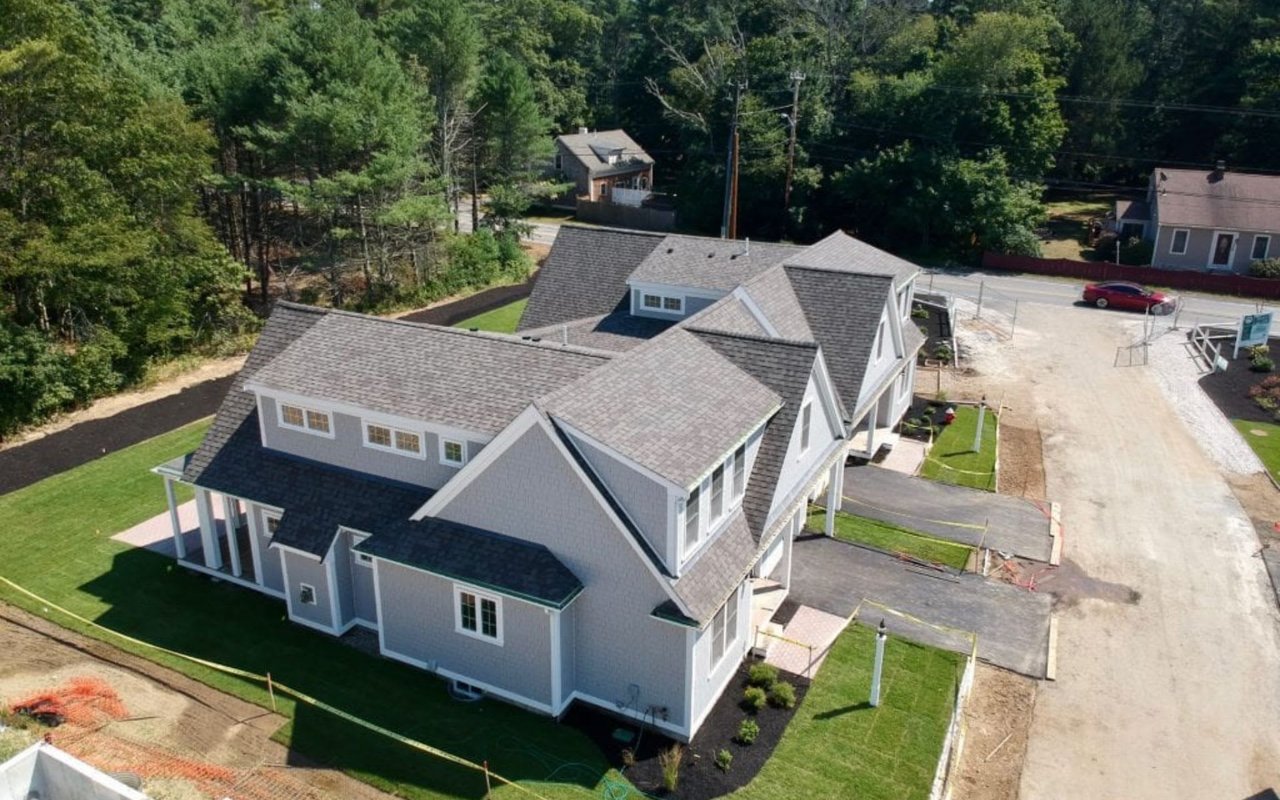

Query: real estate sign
[[1237, 312, 1273, 357]]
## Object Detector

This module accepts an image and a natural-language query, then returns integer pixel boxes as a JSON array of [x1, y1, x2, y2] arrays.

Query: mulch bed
[[1197, 340, 1279, 424], [562, 661, 810, 799], [911, 301, 953, 365]]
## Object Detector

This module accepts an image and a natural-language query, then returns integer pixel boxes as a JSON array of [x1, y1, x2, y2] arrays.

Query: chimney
[[578, 126, 588, 135]]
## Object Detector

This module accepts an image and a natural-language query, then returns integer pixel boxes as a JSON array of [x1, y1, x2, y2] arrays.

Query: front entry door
[[1210, 232, 1238, 269]]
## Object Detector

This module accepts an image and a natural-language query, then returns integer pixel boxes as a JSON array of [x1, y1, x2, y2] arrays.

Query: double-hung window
[[684, 486, 701, 552], [455, 586, 502, 644], [279, 403, 332, 437], [732, 444, 746, 499], [710, 590, 739, 667]]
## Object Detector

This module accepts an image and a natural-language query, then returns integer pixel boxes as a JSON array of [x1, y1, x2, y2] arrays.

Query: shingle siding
[[689, 581, 750, 731], [434, 422, 691, 728], [249, 503, 284, 592], [569, 434, 672, 569], [259, 395, 473, 490], [377, 559, 553, 709]]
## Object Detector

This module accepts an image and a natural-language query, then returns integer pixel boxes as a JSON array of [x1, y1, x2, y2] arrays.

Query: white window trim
[[681, 487, 702, 557], [349, 532, 373, 566], [1170, 228, 1190, 255], [362, 420, 426, 459], [277, 402, 335, 439], [640, 292, 684, 314], [298, 583, 317, 605], [439, 437, 468, 467], [453, 584, 504, 646], [1253, 235, 1271, 261]]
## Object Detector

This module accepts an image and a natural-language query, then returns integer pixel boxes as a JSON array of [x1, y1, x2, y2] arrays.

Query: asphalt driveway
[[790, 535, 1052, 677], [842, 464, 1055, 562]]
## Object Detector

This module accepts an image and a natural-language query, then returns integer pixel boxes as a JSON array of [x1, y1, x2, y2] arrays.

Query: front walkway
[[789, 536, 1052, 677], [761, 605, 847, 679], [842, 463, 1055, 562]]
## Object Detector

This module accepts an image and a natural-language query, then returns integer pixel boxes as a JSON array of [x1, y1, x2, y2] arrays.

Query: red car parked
[[1081, 281, 1174, 314]]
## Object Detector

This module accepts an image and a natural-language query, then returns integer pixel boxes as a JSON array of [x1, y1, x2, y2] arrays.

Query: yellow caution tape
[[0, 575, 553, 799]]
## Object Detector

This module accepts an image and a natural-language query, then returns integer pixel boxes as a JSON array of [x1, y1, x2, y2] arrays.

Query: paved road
[[984, 304, 1280, 798], [453, 203, 561, 246], [924, 268, 1278, 335], [790, 536, 1052, 677], [841, 464, 1055, 562]]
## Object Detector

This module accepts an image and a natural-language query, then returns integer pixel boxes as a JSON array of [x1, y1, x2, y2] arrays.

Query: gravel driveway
[[984, 304, 1280, 798]]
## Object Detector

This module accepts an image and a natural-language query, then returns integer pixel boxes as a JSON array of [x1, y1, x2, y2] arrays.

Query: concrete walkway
[[842, 464, 1054, 562], [763, 605, 847, 679], [789, 536, 1052, 677]]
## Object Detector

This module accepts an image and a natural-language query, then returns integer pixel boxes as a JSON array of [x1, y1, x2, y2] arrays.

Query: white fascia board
[[552, 417, 685, 493], [884, 286, 906, 359], [246, 382, 491, 446], [271, 542, 323, 562], [810, 347, 849, 435], [732, 286, 781, 338]]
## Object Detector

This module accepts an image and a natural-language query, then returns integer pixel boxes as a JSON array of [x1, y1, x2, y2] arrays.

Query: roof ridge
[[685, 326, 819, 351], [293, 302, 615, 360], [781, 262, 898, 280]]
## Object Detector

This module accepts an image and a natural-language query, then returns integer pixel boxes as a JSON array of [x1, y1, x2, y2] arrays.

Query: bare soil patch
[[950, 664, 1037, 800], [0, 603, 392, 800]]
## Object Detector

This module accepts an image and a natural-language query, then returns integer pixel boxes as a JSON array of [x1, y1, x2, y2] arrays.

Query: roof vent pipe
[[745, 237, 750, 256], [562, 325, 568, 346]]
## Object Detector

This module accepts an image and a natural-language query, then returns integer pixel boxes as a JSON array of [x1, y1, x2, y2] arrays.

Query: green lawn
[[921, 405, 998, 491], [0, 421, 614, 800], [1041, 198, 1110, 262], [455, 298, 528, 333], [734, 624, 965, 800], [807, 508, 973, 571], [1234, 419, 1280, 483]]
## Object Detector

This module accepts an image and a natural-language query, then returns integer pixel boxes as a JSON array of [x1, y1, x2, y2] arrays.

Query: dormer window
[[441, 438, 467, 467], [732, 444, 746, 498], [683, 486, 701, 553], [710, 464, 725, 520], [640, 293, 683, 314], [799, 403, 812, 454], [364, 421, 424, 457], [279, 402, 333, 438]]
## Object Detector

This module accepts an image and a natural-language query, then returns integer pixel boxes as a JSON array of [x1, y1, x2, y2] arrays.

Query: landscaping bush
[[1251, 258, 1280, 279], [715, 748, 733, 772], [1251, 345, 1275, 373], [737, 718, 760, 745], [1119, 236, 1154, 266], [933, 343, 954, 363], [1250, 376, 1280, 414], [748, 662, 778, 689], [742, 686, 767, 712], [659, 744, 683, 792], [912, 305, 930, 319], [768, 681, 797, 709]]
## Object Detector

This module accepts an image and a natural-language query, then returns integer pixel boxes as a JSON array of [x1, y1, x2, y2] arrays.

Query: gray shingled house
[[1116, 166, 1280, 272], [151, 227, 923, 740]]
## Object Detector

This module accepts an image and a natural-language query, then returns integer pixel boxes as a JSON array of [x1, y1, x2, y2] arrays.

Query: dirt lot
[[0, 603, 391, 800], [951, 665, 1037, 800], [951, 303, 1280, 798]]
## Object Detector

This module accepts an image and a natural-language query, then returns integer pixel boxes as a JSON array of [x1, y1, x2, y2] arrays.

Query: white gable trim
[[810, 347, 848, 435], [734, 287, 781, 338]]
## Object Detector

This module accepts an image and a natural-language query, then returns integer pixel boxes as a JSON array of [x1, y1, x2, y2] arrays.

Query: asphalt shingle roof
[[556, 129, 653, 177], [518, 226, 664, 331], [248, 310, 610, 436], [1152, 168, 1280, 234], [542, 328, 782, 489], [628, 235, 803, 292], [356, 519, 582, 608], [521, 309, 675, 352], [783, 231, 918, 286], [191, 412, 429, 556], [671, 510, 759, 623]]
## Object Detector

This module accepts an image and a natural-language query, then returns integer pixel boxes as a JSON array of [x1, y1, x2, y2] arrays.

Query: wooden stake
[[267, 672, 277, 712], [483, 760, 492, 798]]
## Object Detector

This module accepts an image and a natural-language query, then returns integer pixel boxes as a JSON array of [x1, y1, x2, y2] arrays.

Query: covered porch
[[147, 457, 280, 598]]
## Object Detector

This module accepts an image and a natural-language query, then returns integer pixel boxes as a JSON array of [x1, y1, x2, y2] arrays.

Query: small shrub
[[912, 305, 930, 319], [1250, 257, 1280, 279], [934, 343, 954, 363], [715, 748, 733, 772], [742, 686, 767, 712], [1252, 356, 1275, 373], [768, 681, 797, 709], [748, 662, 778, 689], [737, 718, 760, 745], [1257, 396, 1278, 412], [658, 744, 683, 792]]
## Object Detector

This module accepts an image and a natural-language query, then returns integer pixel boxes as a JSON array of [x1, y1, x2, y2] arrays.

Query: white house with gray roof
[[150, 226, 923, 741]]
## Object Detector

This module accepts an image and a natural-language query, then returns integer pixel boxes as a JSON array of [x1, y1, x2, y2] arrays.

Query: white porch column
[[164, 478, 186, 560], [866, 396, 880, 454], [245, 504, 265, 586], [221, 495, 244, 578], [824, 460, 840, 536], [195, 489, 223, 570]]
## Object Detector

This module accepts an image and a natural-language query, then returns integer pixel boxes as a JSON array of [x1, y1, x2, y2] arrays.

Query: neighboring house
[[152, 226, 923, 742], [1118, 166, 1280, 272], [1, 740, 149, 800], [552, 128, 655, 206]]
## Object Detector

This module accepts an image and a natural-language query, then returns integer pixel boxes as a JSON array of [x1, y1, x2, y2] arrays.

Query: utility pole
[[720, 81, 745, 239], [783, 72, 804, 214]]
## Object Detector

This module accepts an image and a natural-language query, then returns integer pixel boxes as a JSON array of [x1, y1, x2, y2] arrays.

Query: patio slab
[[763, 605, 847, 679]]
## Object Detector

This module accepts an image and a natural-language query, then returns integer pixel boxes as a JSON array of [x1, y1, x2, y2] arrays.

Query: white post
[[975, 281, 985, 320], [222, 495, 243, 578], [245, 504, 265, 587], [1011, 299, 1019, 338], [824, 461, 839, 536], [870, 619, 887, 707], [195, 489, 222, 570], [972, 396, 986, 454], [164, 478, 186, 560]]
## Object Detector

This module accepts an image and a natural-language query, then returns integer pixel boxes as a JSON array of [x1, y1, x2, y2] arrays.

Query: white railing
[[609, 186, 651, 208], [1191, 323, 1235, 372]]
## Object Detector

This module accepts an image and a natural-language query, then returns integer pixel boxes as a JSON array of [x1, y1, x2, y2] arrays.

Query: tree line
[[2, 0, 1276, 433]]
